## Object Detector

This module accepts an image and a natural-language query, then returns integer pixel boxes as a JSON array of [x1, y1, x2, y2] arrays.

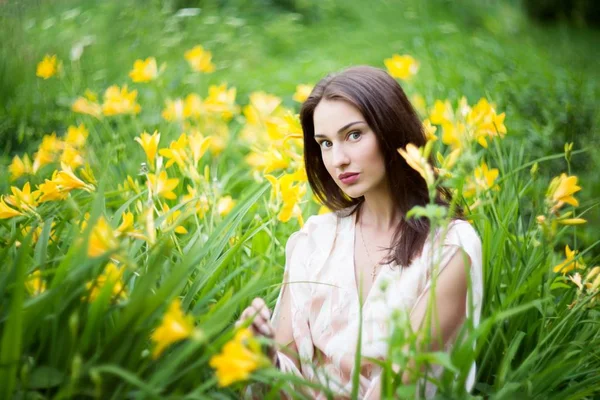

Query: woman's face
[[313, 99, 387, 199]]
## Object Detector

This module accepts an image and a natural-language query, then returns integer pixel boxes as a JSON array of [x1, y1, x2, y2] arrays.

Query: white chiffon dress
[[269, 207, 483, 399]]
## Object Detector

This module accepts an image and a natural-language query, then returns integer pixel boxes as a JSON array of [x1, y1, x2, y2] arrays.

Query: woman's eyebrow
[[314, 121, 364, 139]]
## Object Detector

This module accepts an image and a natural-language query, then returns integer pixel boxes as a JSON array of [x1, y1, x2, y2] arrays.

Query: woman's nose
[[331, 144, 350, 168]]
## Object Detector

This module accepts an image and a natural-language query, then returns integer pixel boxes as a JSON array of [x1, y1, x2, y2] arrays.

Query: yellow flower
[[102, 85, 141, 116], [423, 119, 438, 142], [245, 147, 291, 174], [292, 84, 313, 103], [243, 92, 282, 126], [85, 262, 126, 302], [203, 84, 240, 120], [129, 57, 159, 82], [188, 132, 212, 166], [36, 54, 59, 79], [160, 204, 188, 234], [184, 94, 204, 119], [151, 298, 195, 358], [429, 100, 454, 125], [54, 165, 93, 192], [184, 45, 216, 73], [553, 245, 585, 274], [397, 143, 435, 188], [25, 270, 46, 295], [72, 96, 102, 118], [147, 170, 179, 200], [37, 177, 68, 202], [265, 174, 306, 224], [384, 54, 419, 80], [162, 98, 186, 122], [0, 196, 23, 219], [87, 216, 119, 258], [9, 154, 33, 181], [134, 131, 161, 167], [182, 186, 210, 219], [463, 162, 500, 198], [547, 173, 581, 213], [65, 124, 89, 148], [9, 182, 40, 212], [159, 133, 189, 168], [209, 328, 263, 387], [441, 121, 467, 150], [60, 145, 84, 169], [217, 196, 235, 216]]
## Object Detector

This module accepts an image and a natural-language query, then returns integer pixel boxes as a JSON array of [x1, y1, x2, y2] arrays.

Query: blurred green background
[[1, 0, 599, 245]]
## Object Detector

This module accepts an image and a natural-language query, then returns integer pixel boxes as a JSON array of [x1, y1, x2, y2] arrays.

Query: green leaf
[[27, 366, 65, 389]]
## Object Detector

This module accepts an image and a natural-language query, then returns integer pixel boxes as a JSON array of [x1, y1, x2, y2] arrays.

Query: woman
[[238, 65, 483, 399]]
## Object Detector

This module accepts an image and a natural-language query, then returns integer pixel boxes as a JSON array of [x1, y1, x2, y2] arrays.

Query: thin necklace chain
[[358, 211, 380, 282]]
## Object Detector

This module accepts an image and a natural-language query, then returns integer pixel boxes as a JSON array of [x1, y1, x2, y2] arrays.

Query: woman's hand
[[236, 297, 278, 365]]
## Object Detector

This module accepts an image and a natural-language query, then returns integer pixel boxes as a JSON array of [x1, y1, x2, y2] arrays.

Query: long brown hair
[[300, 65, 457, 267]]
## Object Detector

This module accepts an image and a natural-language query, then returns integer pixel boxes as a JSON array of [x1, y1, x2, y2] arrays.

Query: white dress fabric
[[270, 207, 483, 399]]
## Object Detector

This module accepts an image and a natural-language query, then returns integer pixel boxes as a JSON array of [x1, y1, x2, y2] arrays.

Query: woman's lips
[[340, 173, 359, 184]]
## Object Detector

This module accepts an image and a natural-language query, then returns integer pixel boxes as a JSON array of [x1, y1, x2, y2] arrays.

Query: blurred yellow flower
[[147, 170, 179, 200], [102, 85, 141, 116], [184, 45, 215, 73], [54, 165, 93, 192], [36, 54, 59, 79], [182, 186, 210, 219], [217, 196, 235, 216], [159, 133, 189, 168], [135, 131, 161, 168], [184, 93, 204, 119], [397, 143, 435, 188], [293, 84, 313, 103], [151, 298, 195, 358], [87, 216, 119, 258], [188, 132, 212, 166], [265, 173, 306, 224], [554, 245, 585, 275], [65, 124, 89, 148], [9, 154, 33, 181], [72, 97, 102, 118], [203, 84, 240, 120], [25, 270, 46, 295], [422, 119, 438, 142], [8, 182, 40, 212], [37, 178, 68, 202], [547, 173, 581, 213], [129, 57, 159, 82], [160, 204, 188, 234], [384, 54, 419, 80], [85, 262, 126, 302], [209, 328, 263, 387], [60, 145, 84, 169], [441, 121, 466, 150], [0, 196, 23, 219], [429, 100, 453, 125], [162, 98, 186, 122], [463, 162, 500, 198], [243, 91, 282, 126]]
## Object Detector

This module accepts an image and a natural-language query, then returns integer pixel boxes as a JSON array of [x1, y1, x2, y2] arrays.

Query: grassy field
[[0, 0, 599, 398]]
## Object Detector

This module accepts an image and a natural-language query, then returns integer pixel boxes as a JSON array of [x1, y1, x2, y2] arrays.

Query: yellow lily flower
[[217, 196, 235, 217], [265, 173, 306, 224], [463, 162, 500, 198], [384, 54, 419, 80], [102, 85, 141, 116], [25, 270, 46, 295], [85, 262, 127, 302], [60, 145, 84, 169], [87, 216, 119, 258], [160, 204, 188, 234], [65, 124, 89, 148], [151, 298, 195, 358], [9, 182, 40, 212], [37, 178, 68, 202], [184, 45, 216, 73], [9, 154, 33, 181], [159, 133, 189, 168], [553, 245, 585, 274], [547, 173, 581, 213], [209, 328, 264, 387], [36, 54, 59, 79], [188, 132, 212, 166], [0, 196, 23, 219], [203, 84, 240, 120], [397, 143, 435, 188], [147, 170, 179, 200], [422, 119, 438, 142], [135, 131, 161, 167], [54, 165, 93, 192], [129, 57, 158, 83], [429, 100, 454, 125], [72, 96, 102, 118], [162, 98, 186, 122], [292, 84, 313, 103], [182, 186, 210, 219]]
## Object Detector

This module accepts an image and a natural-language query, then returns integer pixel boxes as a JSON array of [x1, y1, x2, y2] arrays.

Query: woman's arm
[[366, 248, 470, 399]]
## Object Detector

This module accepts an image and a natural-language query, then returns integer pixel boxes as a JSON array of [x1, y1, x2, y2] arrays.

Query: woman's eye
[[349, 131, 361, 140], [319, 140, 332, 149]]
